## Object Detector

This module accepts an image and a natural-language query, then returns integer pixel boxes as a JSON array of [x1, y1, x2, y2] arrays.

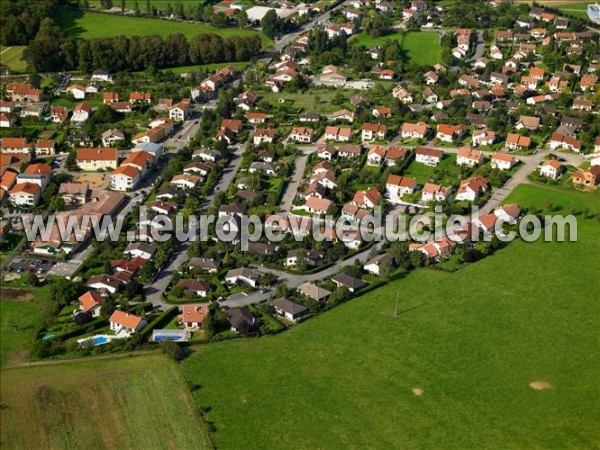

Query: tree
[[133, 1, 141, 16], [49, 196, 66, 212], [121, 0, 125, 14], [165, 2, 173, 17], [145, 0, 151, 15], [21, 273, 38, 287], [160, 341, 185, 361], [261, 9, 280, 40], [101, 296, 117, 318], [171, 284, 185, 298]]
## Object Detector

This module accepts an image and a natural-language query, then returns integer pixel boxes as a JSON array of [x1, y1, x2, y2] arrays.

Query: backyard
[[182, 184, 600, 448], [0, 354, 212, 450]]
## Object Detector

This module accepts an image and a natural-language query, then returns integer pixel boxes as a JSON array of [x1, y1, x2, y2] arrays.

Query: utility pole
[[394, 291, 399, 317]]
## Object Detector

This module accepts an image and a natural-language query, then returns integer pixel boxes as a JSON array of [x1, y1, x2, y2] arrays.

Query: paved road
[[468, 31, 486, 62], [145, 151, 244, 308], [279, 146, 315, 211]]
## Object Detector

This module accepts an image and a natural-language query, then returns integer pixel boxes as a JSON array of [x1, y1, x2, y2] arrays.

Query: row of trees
[[24, 18, 262, 73]]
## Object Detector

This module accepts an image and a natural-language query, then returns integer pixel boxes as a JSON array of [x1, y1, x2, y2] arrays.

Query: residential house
[[1, 137, 31, 154], [225, 268, 261, 288], [181, 305, 207, 329], [456, 147, 484, 167], [124, 242, 158, 260], [66, 84, 86, 99], [72, 103, 92, 123], [331, 273, 366, 293], [539, 159, 563, 179], [505, 133, 531, 151], [572, 166, 600, 187], [455, 176, 489, 201], [227, 307, 256, 334], [109, 310, 146, 335], [87, 274, 122, 295], [415, 147, 443, 166], [401, 122, 429, 140], [436, 124, 466, 143], [110, 165, 141, 191], [363, 253, 394, 276], [286, 249, 324, 268], [386, 174, 417, 201], [289, 127, 315, 143], [549, 133, 582, 152], [50, 106, 69, 123], [171, 173, 201, 189], [8, 182, 41, 207], [102, 129, 125, 147], [361, 123, 386, 142], [76, 148, 118, 171], [305, 196, 333, 215], [297, 282, 332, 302], [253, 128, 276, 146], [421, 183, 452, 202], [271, 297, 308, 321], [177, 279, 210, 297], [472, 129, 496, 147], [77, 291, 104, 317], [324, 126, 352, 142], [491, 152, 517, 170], [352, 188, 381, 209]]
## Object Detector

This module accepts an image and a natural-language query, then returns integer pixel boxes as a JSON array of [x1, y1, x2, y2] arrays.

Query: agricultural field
[[57, 10, 272, 46], [0, 45, 27, 72], [183, 184, 600, 449], [353, 31, 443, 66], [0, 355, 212, 450]]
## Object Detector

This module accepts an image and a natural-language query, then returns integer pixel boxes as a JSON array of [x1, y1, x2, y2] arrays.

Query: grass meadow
[[354, 31, 443, 66], [57, 9, 271, 46], [0, 46, 27, 72], [182, 184, 600, 448], [0, 355, 212, 450]]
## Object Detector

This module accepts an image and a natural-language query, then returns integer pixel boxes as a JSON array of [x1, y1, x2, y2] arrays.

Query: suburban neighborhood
[[0, 0, 599, 449]]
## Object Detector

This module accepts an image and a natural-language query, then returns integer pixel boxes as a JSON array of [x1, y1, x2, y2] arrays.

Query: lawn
[[259, 88, 352, 114], [402, 154, 462, 186], [0, 354, 212, 450], [162, 61, 251, 74], [0, 45, 27, 72], [57, 9, 271, 46], [0, 284, 51, 368], [542, 1, 595, 19], [183, 184, 600, 449], [353, 31, 442, 66]]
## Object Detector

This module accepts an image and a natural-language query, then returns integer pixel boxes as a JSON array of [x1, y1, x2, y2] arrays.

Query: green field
[[0, 285, 51, 368], [183, 184, 600, 448], [259, 88, 353, 114], [354, 31, 443, 66], [57, 10, 271, 46], [0, 46, 27, 72], [162, 60, 251, 74], [0, 354, 212, 450], [89, 0, 207, 10], [552, 1, 595, 19]]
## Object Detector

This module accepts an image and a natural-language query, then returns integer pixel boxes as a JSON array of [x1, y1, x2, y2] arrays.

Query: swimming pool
[[77, 334, 112, 346]]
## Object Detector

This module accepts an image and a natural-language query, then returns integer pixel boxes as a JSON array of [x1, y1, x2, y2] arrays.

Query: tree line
[[24, 18, 262, 73], [0, 0, 67, 45]]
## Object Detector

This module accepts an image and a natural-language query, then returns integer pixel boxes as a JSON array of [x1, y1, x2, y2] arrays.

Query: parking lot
[[5, 257, 55, 275]]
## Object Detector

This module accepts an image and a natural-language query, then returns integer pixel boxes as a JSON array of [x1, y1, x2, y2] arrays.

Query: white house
[[386, 174, 417, 201], [539, 159, 563, 179], [109, 310, 146, 335], [491, 152, 516, 171], [225, 268, 261, 288], [415, 147, 443, 166], [110, 165, 141, 191]]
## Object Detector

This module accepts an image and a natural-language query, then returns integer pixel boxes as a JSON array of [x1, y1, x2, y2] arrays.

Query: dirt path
[[0, 46, 12, 56], [2, 348, 160, 370]]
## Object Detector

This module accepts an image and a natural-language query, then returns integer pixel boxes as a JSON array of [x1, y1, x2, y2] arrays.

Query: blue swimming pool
[[91, 335, 109, 345], [78, 335, 112, 347]]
